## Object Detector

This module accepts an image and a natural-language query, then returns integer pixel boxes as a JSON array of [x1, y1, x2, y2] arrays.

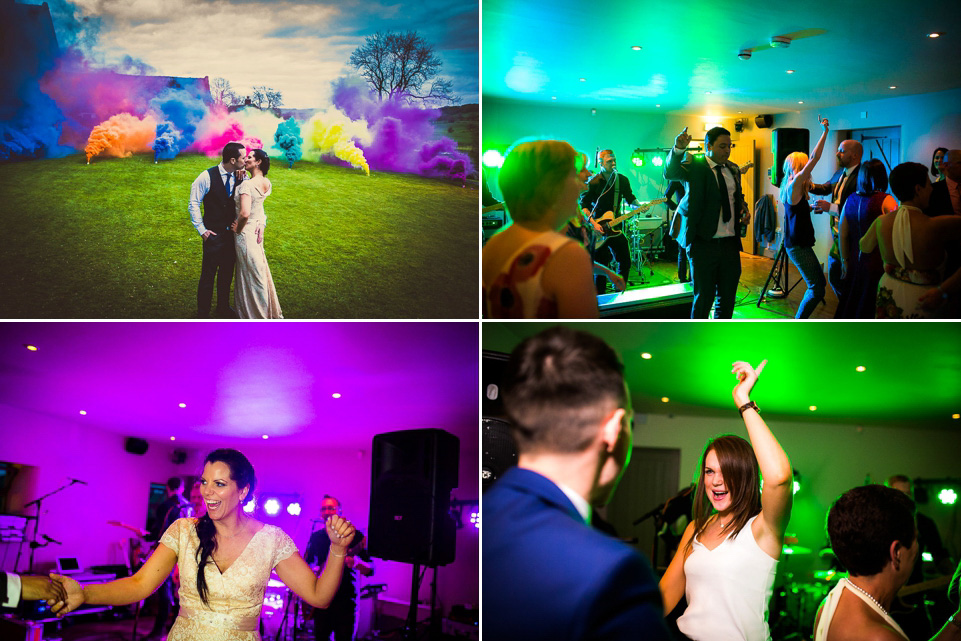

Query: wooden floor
[[624, 251, 839, 319]]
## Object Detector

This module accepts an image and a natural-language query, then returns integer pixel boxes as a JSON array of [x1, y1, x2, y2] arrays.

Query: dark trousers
[[827, 254, 844, 301], [594, 234, 632, 294], [197, 230, 235, 316], [677, 245, 690, 282], [149, 577, 175, 634], [687, 236, 741, 318], [313, 599, 355, 641]]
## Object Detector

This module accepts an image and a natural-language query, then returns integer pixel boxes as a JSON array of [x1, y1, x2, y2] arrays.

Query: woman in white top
[[659, 360, 793, 641], [816, 485, 961, 641]]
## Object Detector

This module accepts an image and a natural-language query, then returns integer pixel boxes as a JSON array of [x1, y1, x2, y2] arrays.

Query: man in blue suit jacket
[[665, 126, 749, 318], [483, 327, 669, 641]]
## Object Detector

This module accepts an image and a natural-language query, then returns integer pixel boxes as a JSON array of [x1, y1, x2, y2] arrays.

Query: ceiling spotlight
[[641, 352, 652, 360], [889, 85, 897, 89], [332, 393, 342, 399], [809, 405, 817, 411], [737, 50, 752, 60], [591, 108, 597, 116], [262, 434, 269, 439], [770, 35, 792, 48], [178, 402, 186, 408], [661, 397, 670, 403], [579, 77, 586, 82], [856, 366, 866, 372], [786, 69, 795, 74], [631, 45, 642, 51], [170, 436, 176, 441], [551, 96, 557, 101], [798, 100, 804, 104], [927, 32, 943, 38], [705, 91, 712, 95], [655, 104, 661, 108], [953, 413, 960, 420], [24, 344, 38, 351], [79, 410, 87, 415]]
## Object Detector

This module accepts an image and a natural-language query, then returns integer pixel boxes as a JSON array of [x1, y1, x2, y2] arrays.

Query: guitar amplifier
[[481, 210, 506, 242]]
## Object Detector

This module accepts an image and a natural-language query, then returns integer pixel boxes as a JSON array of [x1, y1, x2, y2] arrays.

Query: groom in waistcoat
[[188, 142, 246, 318]]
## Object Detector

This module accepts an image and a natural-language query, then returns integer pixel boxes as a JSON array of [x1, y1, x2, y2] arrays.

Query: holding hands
[[732, 359, 767, 405], [48, 573, 84, 617], [326, 514, 356, 555], [20, 574, 67, 606], [674, 126, 692, 150]]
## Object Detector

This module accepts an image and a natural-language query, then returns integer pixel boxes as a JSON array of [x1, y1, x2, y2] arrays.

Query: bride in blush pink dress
[[231, 148, 283, 319]]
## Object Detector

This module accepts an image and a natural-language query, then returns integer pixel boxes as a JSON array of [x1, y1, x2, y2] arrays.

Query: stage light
[[332, 393, 341, 399], [79, 410, 87, 415], [889, 86, 897, 90], [470, 512, 480, 529], [641, 352, 652, 359], [856, 366, 866, 372], [938, 488, 957, 505], [264, 499, 281, 516], [798, 101, 804, 104], [579, 78, 586, 82], [786, 70, 795, 74], [170, 436, 176, 441], [927, 32, 942, 38], [652, 155, 664, 167], [244, 499, 256, 514], [792, 469, 802, 495], [922, 552, 934, 562], [24, 344, 38, 351], [661, 397, 669, 403], [262, 434, 269, 439], [179, 402, 186, 408], [793, 480, 800, 495], [953, 414, 960, 420], [482, 150, 504, 168], [287, 502, 302, 516], [631, 149, 644, 167]]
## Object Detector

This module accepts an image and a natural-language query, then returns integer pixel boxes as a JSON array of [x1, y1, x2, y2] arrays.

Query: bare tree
[[251, 86, 283, 109], [349, 30, 456, 105], [210, 77, 238, 107]]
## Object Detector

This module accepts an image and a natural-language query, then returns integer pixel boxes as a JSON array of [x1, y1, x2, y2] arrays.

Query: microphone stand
[[22, 479, 81, 572]]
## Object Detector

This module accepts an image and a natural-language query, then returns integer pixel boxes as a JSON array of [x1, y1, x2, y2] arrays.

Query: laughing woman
[[660, 360, 793, 641], [50, 449, 355, 641]]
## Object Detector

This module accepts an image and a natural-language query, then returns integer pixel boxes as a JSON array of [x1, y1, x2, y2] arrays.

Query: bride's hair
[[195, 448, 257, 606], [251, 148, 270, 176]]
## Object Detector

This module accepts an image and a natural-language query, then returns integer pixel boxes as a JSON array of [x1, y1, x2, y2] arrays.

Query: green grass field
[[1, 153, 478, 318]]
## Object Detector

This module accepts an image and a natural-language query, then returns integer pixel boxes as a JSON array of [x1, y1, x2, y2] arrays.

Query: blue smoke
[[148, 87, 207, 154], [274, 118, 303, 168], [153, 121, 183, 162]]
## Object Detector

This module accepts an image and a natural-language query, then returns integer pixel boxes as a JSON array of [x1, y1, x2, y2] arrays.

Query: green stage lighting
[[922, 552, 934, 562], [938, 488, 958, 505], [793, 480, 800, 495], [483, 150, 504, 168], [631, 149, 643, 167]]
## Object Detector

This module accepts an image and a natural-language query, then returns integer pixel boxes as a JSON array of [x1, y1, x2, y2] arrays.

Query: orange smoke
[[85, 113, 158, 163]]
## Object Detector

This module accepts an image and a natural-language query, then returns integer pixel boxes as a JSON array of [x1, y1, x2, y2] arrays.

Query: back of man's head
[[167, 477, 183, 493], [503, 327, 626, 455]]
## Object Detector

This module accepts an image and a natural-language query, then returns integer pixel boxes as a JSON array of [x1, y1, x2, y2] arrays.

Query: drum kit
[[770, 534, 846, 640]]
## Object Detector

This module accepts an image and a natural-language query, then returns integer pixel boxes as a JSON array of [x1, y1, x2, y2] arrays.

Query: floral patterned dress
[[483, 231, 574, 318], [160, 518, 297, 641]]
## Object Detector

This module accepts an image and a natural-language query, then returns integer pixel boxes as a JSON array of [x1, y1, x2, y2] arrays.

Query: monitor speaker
[[368, 428, 459, 566], [771, 128, 810, 187], [124, 437, 148, 456]]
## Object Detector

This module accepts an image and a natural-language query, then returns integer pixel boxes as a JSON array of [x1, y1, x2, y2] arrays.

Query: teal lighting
[[938, 488, 958, 505], [483, 150, 504, 168]]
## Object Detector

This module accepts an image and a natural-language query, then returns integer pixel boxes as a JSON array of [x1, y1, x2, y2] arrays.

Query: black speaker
[[171, 449, 187, 464], [482, 350, 510, 417], [124, 437, 148, 455], [755, 114, 773, 128], [771, 128, 810, 187], [368, 428, 459, 566], [482, 417, 517, 493]]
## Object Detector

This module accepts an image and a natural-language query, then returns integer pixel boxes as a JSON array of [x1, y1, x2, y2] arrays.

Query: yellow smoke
[[85, 113, 158, 163], [306, 114, 369, 176]]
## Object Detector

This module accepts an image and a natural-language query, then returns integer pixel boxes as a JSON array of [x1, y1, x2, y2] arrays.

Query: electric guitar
[[482, 203, 505, 214], [592, 199, 668, 247]]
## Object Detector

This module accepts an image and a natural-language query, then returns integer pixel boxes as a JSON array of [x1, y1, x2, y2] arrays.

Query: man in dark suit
[[483, 327, 669, 641], [188, 142, 247, 318], [811, 139, 862, 299], [1, 571, 65, 609], [927, 149, 961, 216], [665, 126, 749, 318]]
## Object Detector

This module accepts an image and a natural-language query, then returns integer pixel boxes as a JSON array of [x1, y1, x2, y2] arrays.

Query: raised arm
[[51, 542, 178, 615], [274, 516, 354, 609], [664, 127, 692, 181], [732, 361, 792, 551], [788, 120, 829, 205], [658, 521, 695, 615]]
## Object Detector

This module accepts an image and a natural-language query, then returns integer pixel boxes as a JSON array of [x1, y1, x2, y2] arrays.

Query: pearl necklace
[[844, 578, 888, 615]]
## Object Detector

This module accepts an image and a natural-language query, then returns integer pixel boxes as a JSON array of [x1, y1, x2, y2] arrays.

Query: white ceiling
[[483, 0, 961, 114], [0, 322, 479, 450]]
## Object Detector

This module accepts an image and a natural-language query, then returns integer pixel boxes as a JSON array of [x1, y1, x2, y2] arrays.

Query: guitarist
[[305, 496, 373, 641], [580, 149, 641, 294]]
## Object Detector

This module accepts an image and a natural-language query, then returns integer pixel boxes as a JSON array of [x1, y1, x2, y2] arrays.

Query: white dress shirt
[[706, 155, 737, 238], [3, 572, 22, 608], [188, 163, 234, 236]]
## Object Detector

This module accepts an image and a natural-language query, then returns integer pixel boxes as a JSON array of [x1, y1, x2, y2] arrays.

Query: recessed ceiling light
[[927, 32, 943, 38], [579, 77, 586, 82], [551, 96, 557, 101], [661, 397, 670, 403], [641, 353, 652, 360], [798, 100, 804, 104], [24, 344, 39, 351], [889, 85, 897, 89], [262, 434, 269, 439], [705, 91, 712, 95], [332, 393, 342, 399], [856, 366, 866, 372], [591, 108, 597, 115], [79, 410, 87, 415], [178, 402, 186, 408], [786, 69, 795, 74], [170, 436, 176, 441], [809, 405, 817, 411], [953, 413, 960, 420], [655, 104, 661, 108], [631, 45, 642, 51]]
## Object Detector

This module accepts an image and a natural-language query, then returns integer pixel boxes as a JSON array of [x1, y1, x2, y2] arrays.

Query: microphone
[[68, 478, 88, 485], [43, 534, 63, 545]]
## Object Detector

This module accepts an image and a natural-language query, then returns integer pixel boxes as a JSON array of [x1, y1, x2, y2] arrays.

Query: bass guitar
[[592, 198, 668, 248]]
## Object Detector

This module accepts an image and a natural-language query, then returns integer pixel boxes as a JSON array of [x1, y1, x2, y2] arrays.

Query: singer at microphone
[[579, 149, 644, 294]]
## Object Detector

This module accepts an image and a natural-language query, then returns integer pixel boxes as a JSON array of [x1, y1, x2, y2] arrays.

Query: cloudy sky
[[35, 0, 478, 109]]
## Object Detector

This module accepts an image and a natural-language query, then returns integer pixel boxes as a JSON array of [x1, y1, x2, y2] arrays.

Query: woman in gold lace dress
[[50, 449, 354, 641]]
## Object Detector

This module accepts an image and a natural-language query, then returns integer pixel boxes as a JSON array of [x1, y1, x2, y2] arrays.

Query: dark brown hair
[[827, 484, 916, 576], [687, 434, 761, 551]]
